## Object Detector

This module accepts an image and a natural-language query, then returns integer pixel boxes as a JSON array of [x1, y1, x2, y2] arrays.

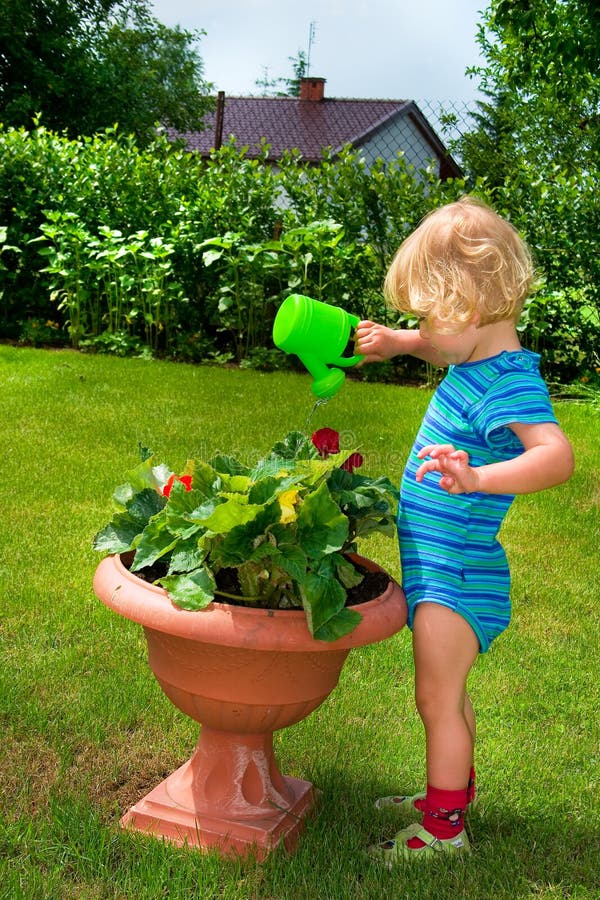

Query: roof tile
[[169, 96, 413, 161]]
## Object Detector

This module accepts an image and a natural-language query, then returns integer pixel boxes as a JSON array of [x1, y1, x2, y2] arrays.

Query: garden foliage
[[0, 123, 597, 382], [93, 431, 398, 641]]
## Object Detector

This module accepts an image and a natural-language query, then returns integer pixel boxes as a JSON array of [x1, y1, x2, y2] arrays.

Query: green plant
[[33, 213, 187, 351], [200, 231, 279, 360], [239, 346, 292, 371], [3, 120, 598, 382], [79, 329, 150, 357], [518, 286, 600, 381], [0, 225, 22, 332], [93, 428, 397, 641], [18, 317, 65, 347]]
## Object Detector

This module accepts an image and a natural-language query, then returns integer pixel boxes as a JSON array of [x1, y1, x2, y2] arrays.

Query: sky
[[148, 0, 487, 104]]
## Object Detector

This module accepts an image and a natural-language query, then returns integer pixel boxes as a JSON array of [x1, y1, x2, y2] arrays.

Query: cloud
[[150, 0, 484, 102]]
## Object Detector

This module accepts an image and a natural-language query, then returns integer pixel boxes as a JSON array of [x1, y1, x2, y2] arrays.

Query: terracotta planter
[[94, 553, 407, 859]]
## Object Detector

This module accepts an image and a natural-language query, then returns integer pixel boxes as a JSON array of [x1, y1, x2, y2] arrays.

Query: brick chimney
[[300, 77, 326, 102]]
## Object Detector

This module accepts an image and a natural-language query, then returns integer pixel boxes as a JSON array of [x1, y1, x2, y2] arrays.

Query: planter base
[[118, 726, 317, 859], [120, 773, 315, 860]]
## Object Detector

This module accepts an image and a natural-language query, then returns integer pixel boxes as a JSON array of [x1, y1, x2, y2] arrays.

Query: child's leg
[[374, 613, 478, 815], [412, 602, 479, 790], [464, 692, 477, 803], [406, 603, 479, 849], [464, 692, 476, 746], [368, 603, 479, 864]]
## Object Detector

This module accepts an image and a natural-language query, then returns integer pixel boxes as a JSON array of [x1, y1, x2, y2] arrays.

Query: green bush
[[0, 124, 597, 381]]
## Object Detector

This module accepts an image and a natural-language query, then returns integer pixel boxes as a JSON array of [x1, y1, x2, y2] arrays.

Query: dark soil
[[345, 562, 391, 605], [126, 555, 390, 608]]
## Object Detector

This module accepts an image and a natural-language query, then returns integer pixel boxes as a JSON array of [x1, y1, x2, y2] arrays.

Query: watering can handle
[[331, 312, 363, 368]]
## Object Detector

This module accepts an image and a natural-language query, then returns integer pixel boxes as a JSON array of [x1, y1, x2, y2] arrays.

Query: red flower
[[163, 474, 193, 498], [312, 428, 363, 474], [311, 427, 340, 457], [341, 452, 364, 474]]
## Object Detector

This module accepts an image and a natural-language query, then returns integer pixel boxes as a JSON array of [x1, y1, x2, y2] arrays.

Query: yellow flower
[[278, 488, 299, 524]]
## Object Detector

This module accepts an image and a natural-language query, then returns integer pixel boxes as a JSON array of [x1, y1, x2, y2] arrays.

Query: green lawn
[[1, 346, 598, 899]]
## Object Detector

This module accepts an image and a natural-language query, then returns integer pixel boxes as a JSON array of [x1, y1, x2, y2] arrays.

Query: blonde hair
[[384, 196, 534, 332]]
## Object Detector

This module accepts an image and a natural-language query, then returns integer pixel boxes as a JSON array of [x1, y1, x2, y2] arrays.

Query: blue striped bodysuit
[[398, 349, 558, 652]]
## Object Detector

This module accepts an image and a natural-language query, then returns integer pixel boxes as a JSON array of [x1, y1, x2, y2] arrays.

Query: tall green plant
[[33, 211, 93, 347], [33, 212, 186, 351], [2, 121, 597, 380]]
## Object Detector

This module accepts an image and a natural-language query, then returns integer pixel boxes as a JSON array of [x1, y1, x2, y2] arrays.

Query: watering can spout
[[298, 352, 347, 399], [272, 294, 363, 399]]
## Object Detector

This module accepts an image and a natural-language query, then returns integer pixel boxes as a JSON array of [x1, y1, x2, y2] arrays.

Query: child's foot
[[367, 822, 471, 868], [374, 791, 426, 812]]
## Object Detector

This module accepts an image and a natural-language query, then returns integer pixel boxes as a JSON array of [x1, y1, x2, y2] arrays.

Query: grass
[[0, 345, 598, 899]]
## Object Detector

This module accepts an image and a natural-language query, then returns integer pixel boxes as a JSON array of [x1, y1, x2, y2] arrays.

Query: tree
[[465, 0, 600, 174], [0, 0, 214, 143], [458, 0, 600, 379], [254, 52, 308, 97]]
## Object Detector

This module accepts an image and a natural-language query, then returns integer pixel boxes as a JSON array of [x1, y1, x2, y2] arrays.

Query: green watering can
[[273, 294, 364, 399]]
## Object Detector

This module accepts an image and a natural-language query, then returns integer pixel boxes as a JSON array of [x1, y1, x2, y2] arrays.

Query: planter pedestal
[[94, 553, 406, 859], [121, 729, 315, 859]]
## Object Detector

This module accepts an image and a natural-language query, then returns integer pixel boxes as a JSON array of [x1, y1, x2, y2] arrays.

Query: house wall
[[359, 117, 442, 175]]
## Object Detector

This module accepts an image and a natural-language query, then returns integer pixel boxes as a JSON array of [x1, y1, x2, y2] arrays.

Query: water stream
[[303, 397, 330, 435]]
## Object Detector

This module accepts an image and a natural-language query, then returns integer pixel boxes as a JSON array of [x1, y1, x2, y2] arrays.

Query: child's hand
[[415, 444, 480, 494], [355, 320, 400, 363]]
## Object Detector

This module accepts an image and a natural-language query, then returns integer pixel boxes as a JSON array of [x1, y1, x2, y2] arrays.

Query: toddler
[[356, 197, 574, 865]]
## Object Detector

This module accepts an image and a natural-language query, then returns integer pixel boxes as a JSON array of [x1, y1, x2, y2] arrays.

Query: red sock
[[406, 785, 468, 849], [413, 766, 474, 813]]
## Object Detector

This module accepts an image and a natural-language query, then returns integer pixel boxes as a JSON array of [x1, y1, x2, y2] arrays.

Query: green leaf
[[299, 570, 347, 635], [127, 488, 166, 524], [313, 607, 363, 642], [202, 249, 223, 266], [131, 514, 176, 570], [158, 567, 216, 610], [168, 537, 206, 574], [209, 454, 250, 476], [93, 486, 165, 554], [248, 474, 300, 505], [220, 474, 252, 493], [112, 457, 164, 507], [92, 514, 143, 553], [250, 457, 294, 480], [201, 499, 264, 534], [579, 305, 600, 328], [297, 482, 348, 558], [275, 543, 307, 582], [215, 502, 282, 565], [335, 554, 364, 589], [188, 460, 223, 498], [164, 482, 208, 540], [269, 431, 315, 460]]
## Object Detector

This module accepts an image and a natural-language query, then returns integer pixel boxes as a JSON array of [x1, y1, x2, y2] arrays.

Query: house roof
[[168, 93, 462, 177]]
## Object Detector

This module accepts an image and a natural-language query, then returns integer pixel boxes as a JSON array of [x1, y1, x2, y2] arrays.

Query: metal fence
[[326, 97, 477, 177], [415, 99, 476, 161]]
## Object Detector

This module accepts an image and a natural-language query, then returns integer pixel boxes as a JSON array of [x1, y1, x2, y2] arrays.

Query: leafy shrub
[[1, 124, 597, 382]]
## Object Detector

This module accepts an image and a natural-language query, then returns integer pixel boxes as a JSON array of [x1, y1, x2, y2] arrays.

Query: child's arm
[[355, 320, 448, 367], [415, 422, 574, 495]]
